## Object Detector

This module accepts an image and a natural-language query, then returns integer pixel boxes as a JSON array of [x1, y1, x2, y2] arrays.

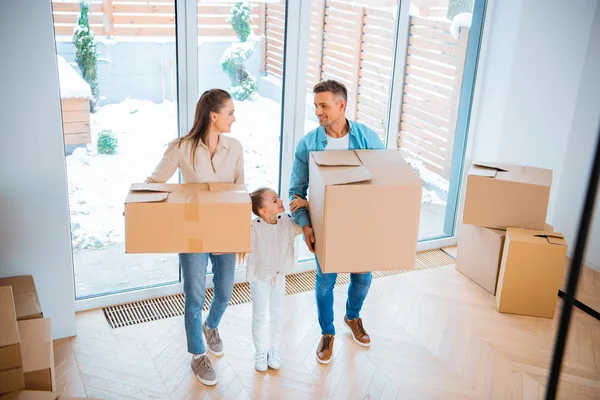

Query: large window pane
[[196, 1, 287, 271], [52, 0, 179, 298], [398, 0, 476, 241]]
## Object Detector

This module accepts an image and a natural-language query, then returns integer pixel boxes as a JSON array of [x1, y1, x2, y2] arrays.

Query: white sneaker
[[254, 350, 268, 372], [267, 348, 281, 370]]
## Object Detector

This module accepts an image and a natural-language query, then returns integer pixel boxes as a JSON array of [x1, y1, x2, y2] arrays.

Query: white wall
[[553, 4, 600, 271], [0, 1, 76, 338], [469, 0, 600, 270]]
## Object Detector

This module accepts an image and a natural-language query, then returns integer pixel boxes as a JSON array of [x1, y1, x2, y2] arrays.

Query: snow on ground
[[66, 94, 447, 250]]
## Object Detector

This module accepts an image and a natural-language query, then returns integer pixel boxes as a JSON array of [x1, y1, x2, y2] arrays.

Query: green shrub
[[221, 2, 258, 100], [97, 130, 118, 155], [73, 1, 99, 111]]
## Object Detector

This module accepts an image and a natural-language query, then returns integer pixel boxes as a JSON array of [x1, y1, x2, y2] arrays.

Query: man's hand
[[302, 226, 315, 253], [290, 194, 309, 212]]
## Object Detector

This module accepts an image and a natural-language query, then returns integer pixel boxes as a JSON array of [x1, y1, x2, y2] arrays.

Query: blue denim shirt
[[289, 119, 386, 228]]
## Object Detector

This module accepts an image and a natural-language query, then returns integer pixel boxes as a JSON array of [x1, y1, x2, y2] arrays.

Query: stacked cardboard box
[[0, 287, 24, 395], [0, 276, 93, 399], [456, 162, 568, 318]]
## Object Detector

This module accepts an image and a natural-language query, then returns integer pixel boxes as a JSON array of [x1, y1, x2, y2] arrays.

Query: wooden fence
[[263, 0, 468, 179], [399, 17, 469, 179], [51, 0, 262, 37]]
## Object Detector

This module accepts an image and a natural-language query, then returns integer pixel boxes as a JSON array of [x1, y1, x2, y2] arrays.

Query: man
[[289, 80, 385, 364]]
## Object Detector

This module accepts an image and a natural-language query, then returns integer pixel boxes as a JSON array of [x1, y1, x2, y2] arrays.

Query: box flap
[[312, 151, 363, 166], [129, 183, 172, 192], [354, 150, 424, 187], [311, 152, 373, 185], [471, 162, 509, 178], [320, 165, 373, 186], [533, 232, 566, 245], [126, 192, 169, 203], [470, 162, 552, 187]]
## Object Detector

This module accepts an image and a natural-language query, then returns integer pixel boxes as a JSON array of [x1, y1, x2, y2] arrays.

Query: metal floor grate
[[103, 249, 455, 328]]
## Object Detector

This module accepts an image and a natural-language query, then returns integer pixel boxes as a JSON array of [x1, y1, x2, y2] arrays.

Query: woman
[[146, 89, 244, 386]]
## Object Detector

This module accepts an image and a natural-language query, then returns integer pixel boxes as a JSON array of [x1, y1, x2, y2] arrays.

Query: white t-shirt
[[246, 213, 303, 282], [325, 133, 350, 150]]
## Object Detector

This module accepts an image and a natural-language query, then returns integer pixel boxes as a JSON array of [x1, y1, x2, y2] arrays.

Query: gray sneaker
[[191, 355, 217, 386], [202, 321, 224, 356]]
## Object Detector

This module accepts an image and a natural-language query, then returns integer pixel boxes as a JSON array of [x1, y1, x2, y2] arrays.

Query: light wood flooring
[[53, 252, 600, 399]]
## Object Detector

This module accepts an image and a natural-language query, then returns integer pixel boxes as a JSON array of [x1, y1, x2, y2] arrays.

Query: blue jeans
[[180, 253, 236, 354], [315, 257, 372, 335]]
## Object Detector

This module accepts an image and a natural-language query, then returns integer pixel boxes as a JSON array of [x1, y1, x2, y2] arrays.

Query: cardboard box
[[308, 150, 422, 273], [18, 319, 55, 391], [0, 277, 42, 321], [0, 392, 100, 400], [496, 228, 568, 318], [456, 224, 506, 294], [462, 162, 552, 230], [0, 392, 58, 400], [0, 287, 24, 394], [456, 222, 554, 294], [124, 183, 251, 254]]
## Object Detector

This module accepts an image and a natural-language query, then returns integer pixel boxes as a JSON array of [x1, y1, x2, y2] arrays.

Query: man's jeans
[[315, 257, 372, 335], [180, 253, 236, 354]]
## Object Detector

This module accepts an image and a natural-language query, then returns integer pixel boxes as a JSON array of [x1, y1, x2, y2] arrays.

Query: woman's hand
[[290, 195, 309, 212]]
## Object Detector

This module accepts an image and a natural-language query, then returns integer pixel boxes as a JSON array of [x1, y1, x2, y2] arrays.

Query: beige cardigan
[[146, 134, 245, 184]]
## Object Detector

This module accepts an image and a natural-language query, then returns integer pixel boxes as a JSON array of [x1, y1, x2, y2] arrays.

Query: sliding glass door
[[51, 0, 486, 308]]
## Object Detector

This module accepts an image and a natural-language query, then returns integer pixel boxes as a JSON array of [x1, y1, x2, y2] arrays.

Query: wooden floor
[[53, 258, 600, 399]]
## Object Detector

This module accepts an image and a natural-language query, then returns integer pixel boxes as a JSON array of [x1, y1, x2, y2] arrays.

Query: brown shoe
[[344, 316, 371, 347], [316, 334, 334, 365]]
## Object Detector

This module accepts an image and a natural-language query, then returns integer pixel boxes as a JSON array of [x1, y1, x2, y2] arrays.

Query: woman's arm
[[145, 141, 179, 184]]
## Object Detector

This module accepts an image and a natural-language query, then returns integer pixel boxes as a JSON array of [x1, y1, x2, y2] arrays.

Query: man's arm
[[288, 139, 311, 228]]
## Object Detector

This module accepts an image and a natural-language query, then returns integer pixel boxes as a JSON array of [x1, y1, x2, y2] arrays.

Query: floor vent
[[103, 249, 454, 328]]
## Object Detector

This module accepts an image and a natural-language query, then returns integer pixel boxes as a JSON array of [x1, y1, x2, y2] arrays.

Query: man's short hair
[[313, 80, 348, 103]]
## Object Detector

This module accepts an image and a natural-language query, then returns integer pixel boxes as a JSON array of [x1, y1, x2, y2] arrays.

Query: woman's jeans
[[180, 253, 236, 354]]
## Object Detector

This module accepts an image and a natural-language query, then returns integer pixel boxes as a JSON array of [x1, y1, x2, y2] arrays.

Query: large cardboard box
[[456, 224, 506, 294], [496, 228, 568, 318], [0, 277, 42, 321], [18, 319, 55, 391], [456, 223, 554, 294], [0, 287, 24, 395], [124, 183, 251, 253], [0, 392, 100, 400], [308, 150, 422, 273], [462, 162, 552, 230]]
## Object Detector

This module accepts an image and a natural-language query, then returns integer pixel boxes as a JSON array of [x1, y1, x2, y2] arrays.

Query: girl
[[246, 188, 307, 371], [146, 89, 244, 386]]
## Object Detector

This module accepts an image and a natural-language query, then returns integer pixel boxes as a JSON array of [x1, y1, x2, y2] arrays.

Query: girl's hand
[[290, 195, 309, 212]]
